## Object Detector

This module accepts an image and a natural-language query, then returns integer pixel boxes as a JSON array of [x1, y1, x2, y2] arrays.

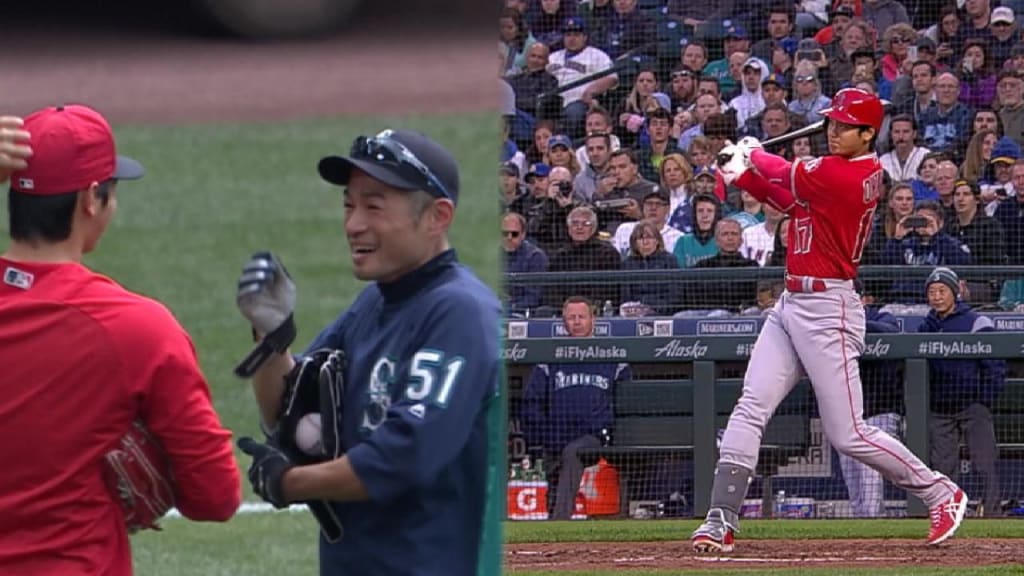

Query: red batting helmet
[[819, 88, 884, 132]]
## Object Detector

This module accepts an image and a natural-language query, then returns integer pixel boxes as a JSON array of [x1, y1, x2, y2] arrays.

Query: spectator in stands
[[981, 138, 1020, 215], [791, 134, 816, 158], [741, 74, 797, 140], [527, 166, 576, 253], [761, 103, 799, 158], [704, 24, 752, 97], [546, 206, 622, 308], [789, 61, 832, 125], [659, 153, 696, 233], [685, 136, 715, 172], [547, 134, 582, 177], [920, 267, 1006, 517], [925, 72, 970, 159], [526, 120, 557, 165], [547, 17, 618, 139], [829, 20, 872, 91], [674, 193, 722, 268], [620, 219, 681, 316], [501, 163, 528, 213], [575, 107, 621, 167], [636, 109, 679, 183], [740, 202, 785, 266], [727, 190, 765, 229], [697, 75, 728, 108], [849, 48, 893, 101], [664, 1, 717, 38], [931, 5, 960, 70], [616, 69, 671, 148], [575, 132, 615, 203], [503, 212, 549, 316], [898, 61, 938, 126], [948, 180, 1006, 302], [994, 160, 1024, 264], [508, 42, 559, 117], [971, 107, 1003, 139], [863, 0, 910, 42], [934, 159, 959, 217], [682, 42, 710, 81], [596, 0, 655, 60], [839, 279, 903, 517], [814, 4, 856, 56], [729, 57, 770, 128], [882, 200, 973, 301], [688, 218, 760, 311], [667, 66, 699, 113], [958, 39, 998, 111], [879, 22, 917, 83], [522, 296, 631, 520], [596, 149, 654, 233], [864, 182, 916, 265], [690, 165, 719, 198], [578, 0, 612, 41], [500, 7, 537, 77], [678, 94, 724, 150], [960, 129, 998, 184], [769, 38, 797, 91], [953, 0, 995, 55], [912, 151, 944, 201], [528, 0, 575, 52], [520, 162, 553, 222], [751, 4, 798, 65], [613, 189, 684, 256], [768, 215, 790, 267], [997, 70, 1024, 148], [989, 8, 1018, 67], [881, 115, 931, 183]]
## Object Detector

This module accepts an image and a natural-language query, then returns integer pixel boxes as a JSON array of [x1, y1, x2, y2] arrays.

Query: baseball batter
[[692, 88, 967, 553]]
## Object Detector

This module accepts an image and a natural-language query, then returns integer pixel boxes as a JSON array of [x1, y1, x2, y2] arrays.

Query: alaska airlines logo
[[361, 356, 396, 432]]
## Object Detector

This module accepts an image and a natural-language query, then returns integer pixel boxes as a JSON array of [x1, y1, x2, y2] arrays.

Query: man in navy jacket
[[918, 267, 1006, 516], [503, 212, 549, 316]]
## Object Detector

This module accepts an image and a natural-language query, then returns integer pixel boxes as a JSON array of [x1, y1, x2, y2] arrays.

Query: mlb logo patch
[[4, 266, 34, 290], [17, 178, 34, 190]]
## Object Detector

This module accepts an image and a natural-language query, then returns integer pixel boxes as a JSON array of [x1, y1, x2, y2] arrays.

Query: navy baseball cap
[[762, 73, 788, 89], [563, 17, 587, 33], [548, 134, 573, 150], [724, 24, 748, 40], [525, 162, 551, 181], [318, 129, 460, 204]]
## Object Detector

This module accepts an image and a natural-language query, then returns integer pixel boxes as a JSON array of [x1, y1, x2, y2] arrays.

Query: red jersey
[[742, 150, 884, 279], [0, 259, 240, 576]]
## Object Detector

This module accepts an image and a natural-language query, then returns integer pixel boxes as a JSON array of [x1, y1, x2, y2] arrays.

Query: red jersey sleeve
[[115, 301, 241, 521]]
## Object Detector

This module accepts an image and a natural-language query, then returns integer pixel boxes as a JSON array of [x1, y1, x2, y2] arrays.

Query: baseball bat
[[716, 100, 893, 165]]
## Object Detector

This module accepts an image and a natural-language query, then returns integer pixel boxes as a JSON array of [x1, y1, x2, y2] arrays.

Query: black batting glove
[[238, 437, 294, 509]]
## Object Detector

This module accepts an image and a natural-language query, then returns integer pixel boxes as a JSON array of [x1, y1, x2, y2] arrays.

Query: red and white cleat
[[691, 508, 736, 553], [927, 489, 968, 546]]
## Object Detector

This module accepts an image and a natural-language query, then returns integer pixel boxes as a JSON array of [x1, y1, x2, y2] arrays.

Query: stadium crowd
[[499, 0, 1024, 318]]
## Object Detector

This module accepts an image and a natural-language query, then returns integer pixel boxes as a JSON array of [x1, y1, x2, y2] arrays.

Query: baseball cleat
[[927, 488, 968, 546], [691, 508, 736, 553]]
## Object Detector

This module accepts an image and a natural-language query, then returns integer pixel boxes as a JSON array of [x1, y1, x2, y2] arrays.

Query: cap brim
[[318, 156, 420, 191], [114, 155, 145, 181], [992, 157, 1016, 164]]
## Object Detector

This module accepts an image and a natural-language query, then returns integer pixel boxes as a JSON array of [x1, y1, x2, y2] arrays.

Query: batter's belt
[[785, 274, 854, 293]]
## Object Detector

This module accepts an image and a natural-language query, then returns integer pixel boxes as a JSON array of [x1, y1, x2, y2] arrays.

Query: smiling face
[[343, 171, 448, 283]]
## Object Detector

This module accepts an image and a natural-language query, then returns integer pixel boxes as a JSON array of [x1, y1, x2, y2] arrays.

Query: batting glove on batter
[[736, 136, 762, 159], [234, 251, 297, 378], [238, 437, 294, 509], [716, 142, 749, 186]]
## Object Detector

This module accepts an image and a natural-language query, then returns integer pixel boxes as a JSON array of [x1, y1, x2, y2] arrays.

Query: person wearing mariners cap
[[920, 266, 1007, 517], [234, 128, 502, 575], [0, 105, 240, 575]]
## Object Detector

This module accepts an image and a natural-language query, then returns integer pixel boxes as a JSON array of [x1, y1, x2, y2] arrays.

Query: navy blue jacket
[[882, 233, 972, 302], [993, 197, 1024, 264], [504, 240, 549, 314], [304, 250, 501, 576], [621, 250, 679, 315], [522, 362, 631, 453], [917, 302, 1007, 414], [861, 307, 903, 418]]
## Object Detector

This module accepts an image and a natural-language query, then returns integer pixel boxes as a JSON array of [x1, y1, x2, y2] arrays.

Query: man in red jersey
[[690, 89, 968, 553], [0, 106, 240, 575]]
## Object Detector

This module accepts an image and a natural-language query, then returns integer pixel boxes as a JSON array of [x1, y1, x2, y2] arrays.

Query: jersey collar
[[378, 249, 457, 303]]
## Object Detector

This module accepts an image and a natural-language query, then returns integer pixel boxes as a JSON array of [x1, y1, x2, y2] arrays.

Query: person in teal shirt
[[674, 193, 721, 267]]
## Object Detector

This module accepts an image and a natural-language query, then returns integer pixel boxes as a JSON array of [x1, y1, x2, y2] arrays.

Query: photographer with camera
[[527, 165, 578, 253], [592, 149, 654, 234], [881, 200, 973, 303]]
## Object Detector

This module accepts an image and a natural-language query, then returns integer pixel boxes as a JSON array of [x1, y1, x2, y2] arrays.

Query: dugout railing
[[503, 331, 1024, 519]]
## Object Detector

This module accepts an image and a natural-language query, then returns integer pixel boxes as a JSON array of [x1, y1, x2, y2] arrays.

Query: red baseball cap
[[11, 104, 144, 196]]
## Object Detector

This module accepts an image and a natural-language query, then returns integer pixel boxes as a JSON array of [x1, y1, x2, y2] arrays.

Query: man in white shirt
[[612, 189, 683, 255], [740, 202, 785, 266], [547, 17, 618, 140], [574, 107, 621, 167], [880, 114, 931, 183]]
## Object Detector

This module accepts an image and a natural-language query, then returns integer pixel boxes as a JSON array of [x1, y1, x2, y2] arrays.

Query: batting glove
[[736, 136, 762, 159], [716, 142, 749, 186], [234, 251, 297, 377], [238, 437, 294, 509]]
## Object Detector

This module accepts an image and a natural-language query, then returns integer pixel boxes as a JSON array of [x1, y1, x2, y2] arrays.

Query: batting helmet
[[819, 88, 884, 132]]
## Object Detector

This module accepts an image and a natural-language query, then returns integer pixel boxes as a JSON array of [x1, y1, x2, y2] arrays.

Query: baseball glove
[[102, 421, 176, 533]]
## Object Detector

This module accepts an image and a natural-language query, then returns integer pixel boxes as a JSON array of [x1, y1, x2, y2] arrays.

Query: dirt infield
[[505, 539, 1023, 571], [1, 19, 491, 123]]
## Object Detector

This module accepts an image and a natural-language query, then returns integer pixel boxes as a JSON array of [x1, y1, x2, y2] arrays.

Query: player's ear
[[430, 198, 455, 232], [860, 126, 876, 145]]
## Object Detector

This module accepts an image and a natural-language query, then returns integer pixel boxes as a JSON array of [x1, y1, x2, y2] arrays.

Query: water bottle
[[535, 458, 545, 480], [775, 490, 787, 518], [602, 300, 614, 317]]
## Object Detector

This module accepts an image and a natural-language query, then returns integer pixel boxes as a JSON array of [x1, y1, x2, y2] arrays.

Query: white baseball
[[296, 413, 322, 456]]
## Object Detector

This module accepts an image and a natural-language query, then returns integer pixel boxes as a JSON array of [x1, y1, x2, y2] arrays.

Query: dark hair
[[768, 2, 795, 22], [500, 7, 529, 47], [610, 148, 638, 165], [971, 107, 1004, 138], [584, 131, 612, 148], [646, 107, 673, 123], [962, 39, 994, 77], [915, 199, 944, 222], [8, 181, 112, 243], [703, 114, 737, 139], [911, 60, 936, 76]]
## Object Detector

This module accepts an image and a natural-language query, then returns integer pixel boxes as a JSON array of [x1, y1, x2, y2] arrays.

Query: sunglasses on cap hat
[[349, 129, 454, 201], [795, 75, 817, 83]]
